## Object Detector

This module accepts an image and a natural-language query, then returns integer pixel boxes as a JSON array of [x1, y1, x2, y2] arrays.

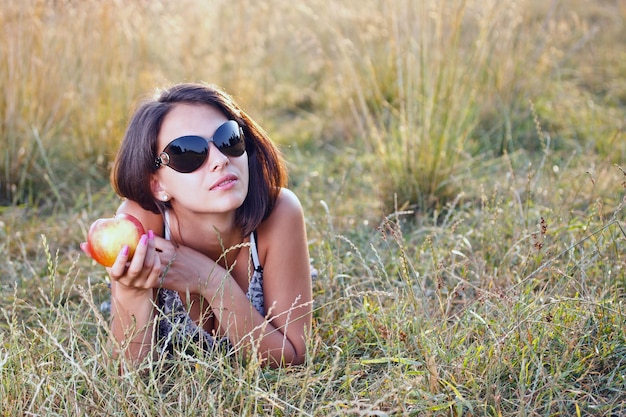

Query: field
[[1, 0, 625, 415]]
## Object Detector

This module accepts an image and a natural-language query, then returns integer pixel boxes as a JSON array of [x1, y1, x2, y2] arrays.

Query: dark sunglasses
[[154, 120, 246, 173]]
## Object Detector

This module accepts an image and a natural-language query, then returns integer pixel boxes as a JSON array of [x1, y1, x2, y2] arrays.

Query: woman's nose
[[207, 142, 229, 171]]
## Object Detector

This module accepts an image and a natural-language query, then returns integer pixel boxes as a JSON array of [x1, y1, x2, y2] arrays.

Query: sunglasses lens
[[163, 136, 208, 173], [213, 120, 246, 157]]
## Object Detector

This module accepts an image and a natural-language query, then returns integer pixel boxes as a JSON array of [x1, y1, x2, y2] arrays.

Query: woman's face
[[151, 103, 249, 217]]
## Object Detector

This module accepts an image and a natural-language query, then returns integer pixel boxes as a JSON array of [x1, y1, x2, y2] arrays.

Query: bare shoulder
[[257, 188, 306, 241], [116, 199, 164, 236], [264, 188, 304, 226]]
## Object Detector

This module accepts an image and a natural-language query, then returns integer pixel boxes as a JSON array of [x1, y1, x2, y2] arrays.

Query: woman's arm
[[81, 200, 164, 363], [253, 188, 313, 365], [110, 201, 164, 362], [107, 231, 161, 363]]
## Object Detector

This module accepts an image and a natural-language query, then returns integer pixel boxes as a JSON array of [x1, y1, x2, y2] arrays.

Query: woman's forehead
[[158, 103, 227, 145]]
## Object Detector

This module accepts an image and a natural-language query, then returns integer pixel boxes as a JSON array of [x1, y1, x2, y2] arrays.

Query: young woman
[[81, 83, 313, 367]]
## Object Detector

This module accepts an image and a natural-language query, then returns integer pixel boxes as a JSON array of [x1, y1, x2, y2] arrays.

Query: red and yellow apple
[[87, 213, 145, 267]]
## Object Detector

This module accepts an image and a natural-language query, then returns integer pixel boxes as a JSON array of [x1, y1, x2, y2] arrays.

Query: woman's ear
[[151, 175, 171, 202]]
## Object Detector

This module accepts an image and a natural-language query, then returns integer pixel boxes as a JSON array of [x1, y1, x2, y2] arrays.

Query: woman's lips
[[210, 174, 238, 190]]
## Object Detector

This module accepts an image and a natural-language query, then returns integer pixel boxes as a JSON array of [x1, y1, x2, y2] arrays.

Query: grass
[[1, 0, 626, 415]]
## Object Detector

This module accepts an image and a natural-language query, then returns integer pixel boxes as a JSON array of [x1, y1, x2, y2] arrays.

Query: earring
[[161, 194, 170, 202]]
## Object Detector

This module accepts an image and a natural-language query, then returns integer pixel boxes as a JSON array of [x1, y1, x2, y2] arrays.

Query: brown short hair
[[111, 83, 287, 236]]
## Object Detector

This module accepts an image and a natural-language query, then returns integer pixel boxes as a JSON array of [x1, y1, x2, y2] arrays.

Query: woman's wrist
[[111, 282, 154, 301], [199, 262, 233, 301]]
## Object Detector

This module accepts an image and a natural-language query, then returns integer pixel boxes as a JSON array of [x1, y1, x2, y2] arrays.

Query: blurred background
[[1, 0, 623, 220]]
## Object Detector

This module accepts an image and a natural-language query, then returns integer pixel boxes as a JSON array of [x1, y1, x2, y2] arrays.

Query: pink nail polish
[[148, 230, 155, 240], [121, 245, 129, 256], [140, 235, 148, 246]]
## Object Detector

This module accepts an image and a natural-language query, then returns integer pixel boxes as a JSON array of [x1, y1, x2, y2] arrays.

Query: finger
[[146, 249, 164, 287], [80, 242, 92, 258], [108, 244, 131, 278], [153, 235, 178, 255], [126, 234, 150, 276]]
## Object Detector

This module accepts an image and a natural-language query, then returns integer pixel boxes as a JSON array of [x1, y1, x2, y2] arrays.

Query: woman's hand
[[151, 236, 223, 296], [82, 229, 222, 296], [81, 230, 163, 292]]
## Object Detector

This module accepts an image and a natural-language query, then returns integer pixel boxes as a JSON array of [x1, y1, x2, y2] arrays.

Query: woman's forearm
[[204, 274, 305, 366], [110, 283, 156, 362]]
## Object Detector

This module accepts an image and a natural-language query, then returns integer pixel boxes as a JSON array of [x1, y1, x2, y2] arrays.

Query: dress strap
[[249, 231, 263, 272], [164, 210, 171, 240]]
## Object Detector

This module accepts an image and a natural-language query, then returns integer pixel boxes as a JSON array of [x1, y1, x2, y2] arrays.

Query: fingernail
[[140, 234, 148, 246], [121, 245, 130, 256], [148, 230, 155, 240]]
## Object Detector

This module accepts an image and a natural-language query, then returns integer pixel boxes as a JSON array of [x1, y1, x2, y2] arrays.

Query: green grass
[[1, 0, 626, 415]]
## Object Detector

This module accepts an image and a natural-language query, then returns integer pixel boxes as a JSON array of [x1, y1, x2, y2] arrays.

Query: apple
[[87, 213, 145, 267]]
